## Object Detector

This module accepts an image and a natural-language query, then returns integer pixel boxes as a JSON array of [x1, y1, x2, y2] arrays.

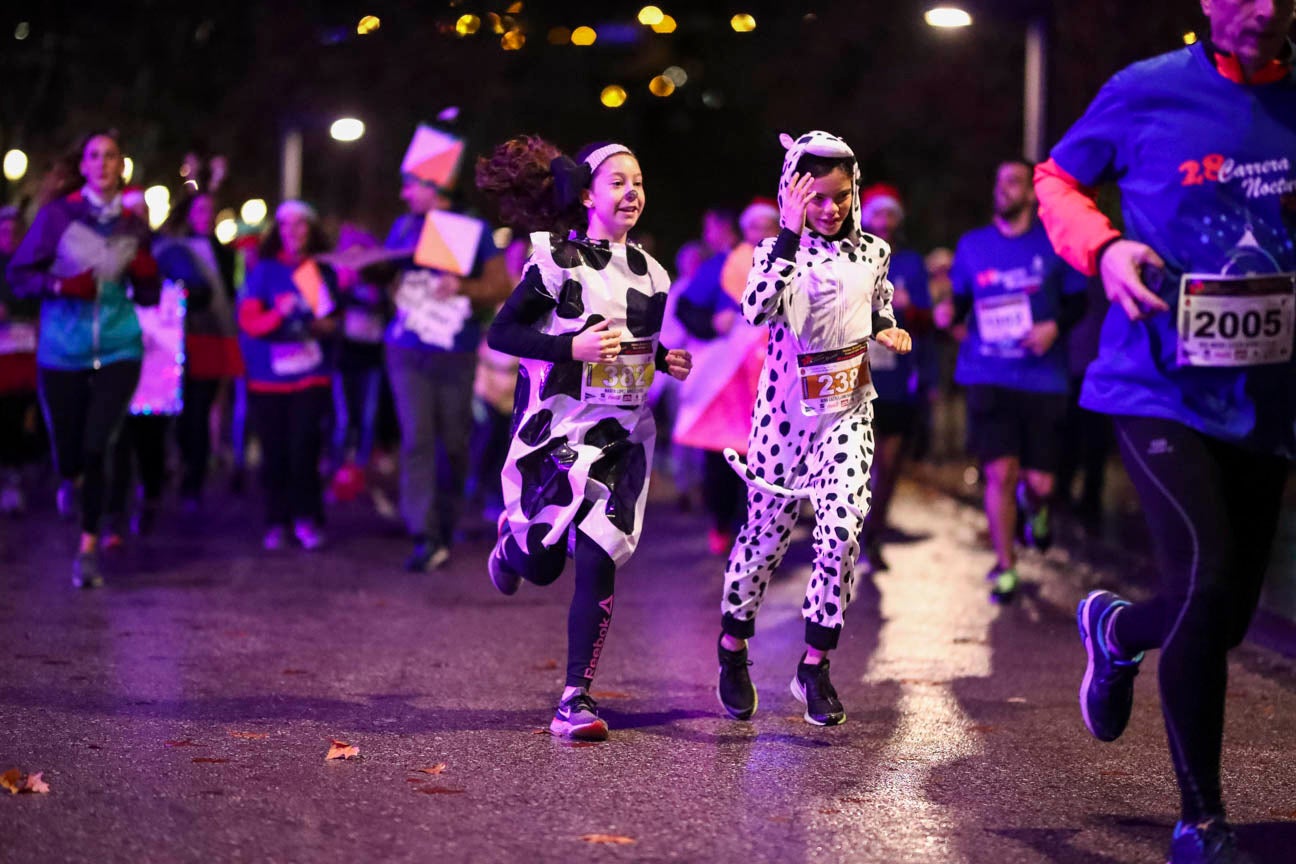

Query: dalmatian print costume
[[498, 231, 671, 567], [721, 131, 897, 650]]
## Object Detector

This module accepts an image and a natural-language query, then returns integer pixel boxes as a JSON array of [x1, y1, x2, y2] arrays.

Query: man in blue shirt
[[949, 160, 1086, 602]]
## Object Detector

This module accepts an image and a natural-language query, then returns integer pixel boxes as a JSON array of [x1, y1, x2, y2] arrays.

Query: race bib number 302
[[1177, 273, 1295, 368], [582, 338, 656, 406], [797, 341, 874, 416]]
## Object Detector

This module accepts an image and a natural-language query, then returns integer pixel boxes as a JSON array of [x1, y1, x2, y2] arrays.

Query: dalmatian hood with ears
[[777, 130, 863, 245]]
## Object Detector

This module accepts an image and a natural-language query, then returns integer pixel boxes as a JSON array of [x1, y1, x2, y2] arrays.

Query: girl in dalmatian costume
[[715, 131, 912, 727], [476, 136, 692, 741]]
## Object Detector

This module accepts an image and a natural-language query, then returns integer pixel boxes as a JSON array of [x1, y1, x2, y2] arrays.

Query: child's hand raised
[[780, 172, 816, 235], [571, 319, 621, 362], [665, 348, 692, 381]]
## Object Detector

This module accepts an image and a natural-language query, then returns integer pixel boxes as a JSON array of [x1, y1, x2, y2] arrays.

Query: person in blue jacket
[[1035, 2, 1296, 860], [6, 130, 161, 588]]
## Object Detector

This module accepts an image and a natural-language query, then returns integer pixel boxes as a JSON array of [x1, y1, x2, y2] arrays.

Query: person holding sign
[[1035, 2, 1296, 860], [237, 200, 338, 552], [946, 160, 1087, 603], [6, 130, 161, 587], [715, 131, 910, 728], [476, 136, 691, 740], [382, 127, 512, 573]]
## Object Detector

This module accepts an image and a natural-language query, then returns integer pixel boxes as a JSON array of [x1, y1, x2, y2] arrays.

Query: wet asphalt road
[[1, 479, 1293, 864]]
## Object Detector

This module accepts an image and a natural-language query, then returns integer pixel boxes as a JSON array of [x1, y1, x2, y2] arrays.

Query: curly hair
[[476, 135, 586, 236]]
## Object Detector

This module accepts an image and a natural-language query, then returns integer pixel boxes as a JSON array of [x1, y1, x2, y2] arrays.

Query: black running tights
[[502, 515, 617, 690], [1110, 416, 1288, 823]]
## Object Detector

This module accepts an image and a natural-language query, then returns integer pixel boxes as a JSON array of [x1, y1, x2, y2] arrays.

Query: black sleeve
[[674, 296, 717, 340], [655, 343, 671, 372], [952, 293, 973, 326], [486, 265, 575, 362]]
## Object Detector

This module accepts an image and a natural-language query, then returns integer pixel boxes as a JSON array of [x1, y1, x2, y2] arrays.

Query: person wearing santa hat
[[856, 184, 936, 573]]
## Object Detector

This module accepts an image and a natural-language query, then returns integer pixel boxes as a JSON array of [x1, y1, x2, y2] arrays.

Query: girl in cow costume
[[476, 137, 692, 740], [716, 131, 912, 726]]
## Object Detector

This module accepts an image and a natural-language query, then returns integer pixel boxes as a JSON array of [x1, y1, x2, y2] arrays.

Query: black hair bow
[[550, 155, 592, 210]]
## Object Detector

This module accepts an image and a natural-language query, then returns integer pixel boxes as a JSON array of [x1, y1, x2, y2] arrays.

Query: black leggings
[[39, 361, 141, 534], [250, 388, 328, 527], [0, 392, 37, 468], [178, 376, 221, 498], [107, 414, 170, 519], [1110, 415, 1288, 823], [703, 449, 745, 533], [502, 512, 617, 690]]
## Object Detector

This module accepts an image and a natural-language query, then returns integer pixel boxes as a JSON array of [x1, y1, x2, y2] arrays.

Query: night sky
[[1, 1, 1217, 256]]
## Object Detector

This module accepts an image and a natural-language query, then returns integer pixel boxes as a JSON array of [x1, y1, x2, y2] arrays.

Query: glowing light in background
[[637, 6, 664, 26], [2, 149, 27, 181], [663, 66, 687, 87], [14, 22, 30, 41], [600, 85, 627, 108], [730, 13, 756, 33], [356, 15, 380, 35], [506, 2, 524, 12], [924, 7, 973, 28], [649, 75, 675, 97], [330, 118, 365, 142], [145, 185, 171, 230], [1183, 31, 1197, 45], [240, 198, 268, 225], [571, 26, 597, 46], [547, 26, 571, 44], [122, 156, 134, 184], [502, 29, 525, 50], [455, 15, 481, 36], [215, 218, 238, 245], [652, 15, 677, 34]]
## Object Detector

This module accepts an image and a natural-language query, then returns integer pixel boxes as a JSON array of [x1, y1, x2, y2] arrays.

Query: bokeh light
[[600, 85, 627, 108], [730, 13, 756, 33], [571, 26, 597, 46], [649, 76, 675, 97]]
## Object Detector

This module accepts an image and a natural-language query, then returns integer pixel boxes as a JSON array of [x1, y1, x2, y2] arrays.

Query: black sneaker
[[1076, 590, 1143, 742], [986, 564, 1020, 604], [404, 539, 450, 573], [790, 655, 845, 726], [72, 551, 104, 589], [1169, 819, 1254, 864], [864, 537, 889, 573], [488, 513, 521, 596], [717, 636, 757, 720], [549, 691, 609, 741]]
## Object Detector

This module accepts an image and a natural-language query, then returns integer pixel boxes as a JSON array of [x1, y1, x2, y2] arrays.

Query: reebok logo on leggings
[[582, 595, 615, 681]]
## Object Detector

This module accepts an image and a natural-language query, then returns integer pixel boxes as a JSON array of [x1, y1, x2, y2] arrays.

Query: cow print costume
[[721, 131, 897, 651]]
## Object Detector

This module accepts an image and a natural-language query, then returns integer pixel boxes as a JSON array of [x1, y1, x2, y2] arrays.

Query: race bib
[[582, 338, 656, 406], [975, 292, 1033, 353], [869, 341, 899, 371], [270, 340, 324, 376], [0, 322, 37, 355], [797, 341, 874, 416], [1177, 273, 1295, 367], [344, 307, 385, 343]]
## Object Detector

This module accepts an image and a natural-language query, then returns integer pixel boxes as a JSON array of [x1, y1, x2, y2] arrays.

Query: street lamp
[[924, 5, 1047, 163], [3, 149, 27, 182], [329, 118, 365, 142]]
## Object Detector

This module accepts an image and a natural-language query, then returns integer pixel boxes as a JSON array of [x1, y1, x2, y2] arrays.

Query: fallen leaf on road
[[229, 731, 269, 740], [22, 773, 50, 794], [164, 739, 200, 747], [970, 724, 997, 734], [580, 834, 635, 845], [819, 808, 841, 815], [413, 785, 465, 795], [191, 758, 229, 764], [2, 769, 50, 794], [413, 764, 447, 775], [534, 659, 558, 671], [531, 729, 550, 735], [1, 769, 21, 794], [282, 669, 311, 676], [590, 690, 630, 699], [405, 778, 424, 783], [326, 740, 359, 760]]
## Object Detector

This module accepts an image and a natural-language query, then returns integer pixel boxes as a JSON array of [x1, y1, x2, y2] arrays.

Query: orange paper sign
[[401, 125, 465, 189], [414, 211, 485, 276], [292, 261, 335, 317]]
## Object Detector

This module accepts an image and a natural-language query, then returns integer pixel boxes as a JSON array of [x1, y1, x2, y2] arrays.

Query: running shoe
[[791, 654, 846, 726], [263, 525, 287, 551], [863, 537, 889, 573], [487, 513, 520, 595], [1168, 818, 1254, 864], [294, 519, 326, 551], [1076, 589, 1143, 742], [1016, 483, 1053, 551], [71, 550, 104, 589], [549, 691, 609, 741], [986, 564, 1020, 603], [717, 635, 757, 720], [405, 538, 449, 572]]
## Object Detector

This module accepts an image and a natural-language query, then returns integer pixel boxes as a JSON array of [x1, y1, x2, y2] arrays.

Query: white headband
[[583, 144, 633, 173]]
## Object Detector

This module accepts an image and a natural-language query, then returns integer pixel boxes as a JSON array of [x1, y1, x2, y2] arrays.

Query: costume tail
[[722, 447, 868, 521]]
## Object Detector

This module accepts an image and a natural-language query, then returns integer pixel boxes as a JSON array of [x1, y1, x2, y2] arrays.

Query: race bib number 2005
[[1177, 273, 1295, 367]]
